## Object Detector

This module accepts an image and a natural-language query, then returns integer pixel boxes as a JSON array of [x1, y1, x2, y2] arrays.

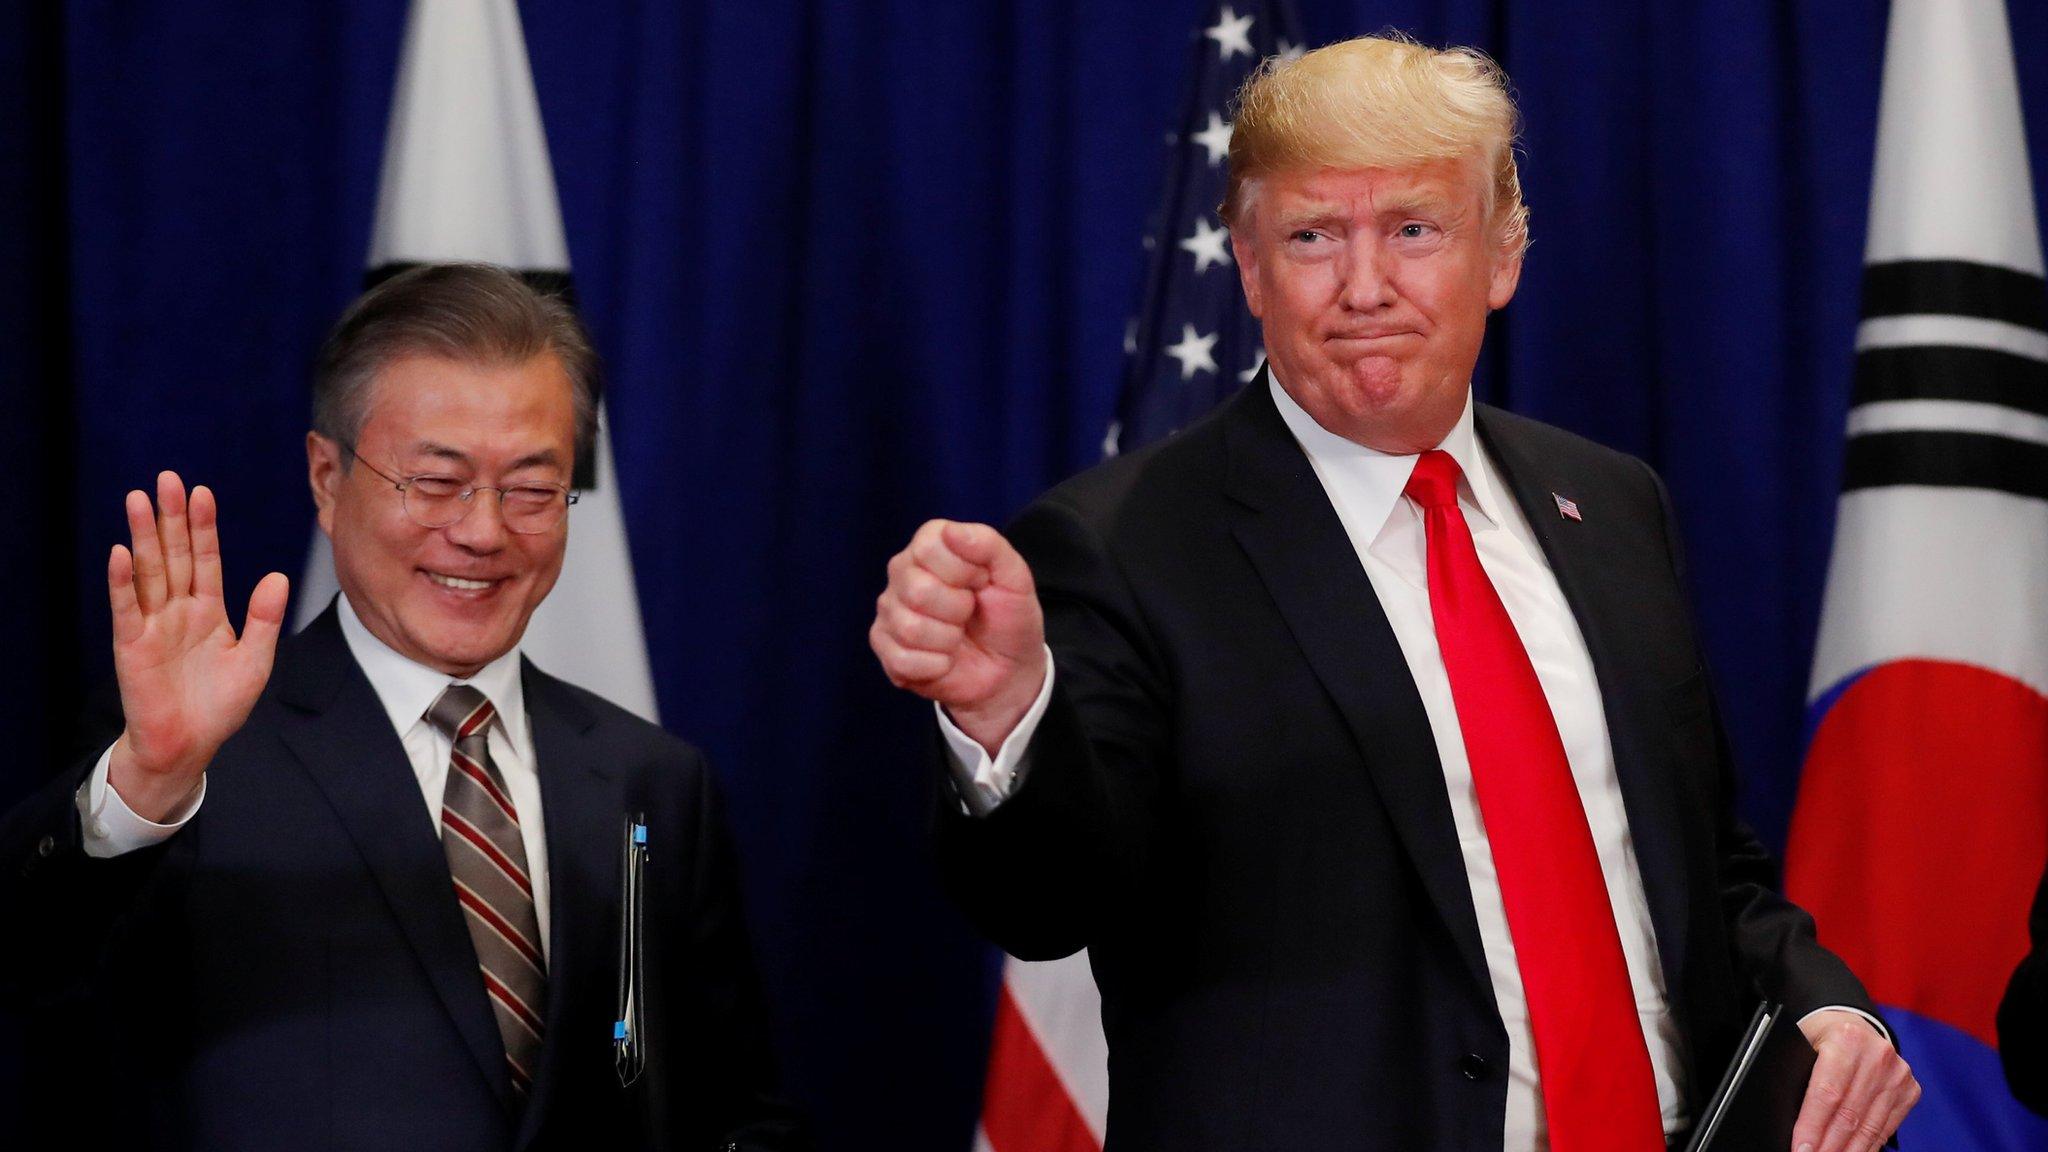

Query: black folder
[[1682, 1001, 1818, 1152]]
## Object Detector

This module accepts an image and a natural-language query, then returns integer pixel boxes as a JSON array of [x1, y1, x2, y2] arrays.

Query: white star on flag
[[1238, 348, 1266, 383], [1179, 217, 1232, 274], [1191, 111, 1233, 167], [1165, 323, 1220, 380], [1278, 39, 1306, 63], [1205, 6, 1255, 60]]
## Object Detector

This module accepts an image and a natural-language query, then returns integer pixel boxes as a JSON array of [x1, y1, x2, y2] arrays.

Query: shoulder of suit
[[1475, 402, 1665, 496], [519, 663, 710, 769], [1025, 395, 1235, 530]]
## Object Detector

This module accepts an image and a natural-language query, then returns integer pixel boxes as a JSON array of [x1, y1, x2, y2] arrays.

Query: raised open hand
[[106, 472, 290, 821], [870, 519, 1047, 754]]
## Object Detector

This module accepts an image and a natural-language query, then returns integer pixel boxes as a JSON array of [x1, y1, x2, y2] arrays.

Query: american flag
[[1108, 0, 1305, 457], [973, 7, 1307, 1152]]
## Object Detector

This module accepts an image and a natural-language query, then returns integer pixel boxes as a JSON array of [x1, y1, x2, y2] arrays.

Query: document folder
[[1683, 1001, 1817, 1152]]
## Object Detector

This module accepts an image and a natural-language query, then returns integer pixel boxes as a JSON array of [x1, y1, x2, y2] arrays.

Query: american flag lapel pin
[[1553, 492, 1583, 522]]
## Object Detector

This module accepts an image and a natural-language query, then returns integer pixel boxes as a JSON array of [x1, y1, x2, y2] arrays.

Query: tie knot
[[426, 684, 496, 742], [1404, 449, 1464, 511]]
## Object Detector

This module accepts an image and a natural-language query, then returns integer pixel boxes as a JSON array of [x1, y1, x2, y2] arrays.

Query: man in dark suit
[[2000, 862, 2048, 1116], [870, 35, 1917, 1152], [1, 264, 800, 1149]]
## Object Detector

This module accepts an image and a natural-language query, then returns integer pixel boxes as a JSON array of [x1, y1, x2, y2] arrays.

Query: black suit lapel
[[514, 663, 621, 1151], [273, 609, 515, 1112], [1474, 407, 1692, 993], [1221, 378, 1493, 998]]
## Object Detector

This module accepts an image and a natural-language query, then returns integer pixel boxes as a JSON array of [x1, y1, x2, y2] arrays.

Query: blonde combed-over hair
[[1222, 34, 1529, 259]]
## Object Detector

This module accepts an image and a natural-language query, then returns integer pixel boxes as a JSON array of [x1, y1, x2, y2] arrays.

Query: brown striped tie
[[427, 684, 547, 1095]]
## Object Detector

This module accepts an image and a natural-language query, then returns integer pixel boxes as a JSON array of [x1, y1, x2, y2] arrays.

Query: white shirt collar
[[336, 593, 529, 754], [1267, 373, 1508, 541]]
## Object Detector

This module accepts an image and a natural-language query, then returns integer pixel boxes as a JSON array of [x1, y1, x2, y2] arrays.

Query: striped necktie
[[427, 684, 547, 1095]]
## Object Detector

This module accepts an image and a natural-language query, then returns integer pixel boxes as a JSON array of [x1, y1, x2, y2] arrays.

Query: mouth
[[421, 569, 507, 596]]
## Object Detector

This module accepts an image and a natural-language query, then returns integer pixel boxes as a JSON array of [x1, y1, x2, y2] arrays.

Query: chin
[[1339, 356, 1412, 399], [411, 619, 518, 674]]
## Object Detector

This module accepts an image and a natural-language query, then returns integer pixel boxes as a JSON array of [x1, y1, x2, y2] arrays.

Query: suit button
[[35, 835, 55, 858], [1459, 1053, 1491, 1081]]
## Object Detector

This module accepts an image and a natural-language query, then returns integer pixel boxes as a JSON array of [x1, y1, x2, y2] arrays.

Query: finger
[[1793, 1041, 1855, 1152], [1815, 1044, 1889, 1152], [108, 545, 144, 646], [941, 522, 1033, 595], [1858, 1061, 1916, 1149], [896, 568, 977, 625], [126, 488, 168, 613], [1876, 1075, 1920, 1145], [189, 484, 224, 600], [238, 572, 291, 666], [908, 524, 989, 590], [870, 622, 953, 688], [157, 471, 193, 600], [881, 597, 966, 653]]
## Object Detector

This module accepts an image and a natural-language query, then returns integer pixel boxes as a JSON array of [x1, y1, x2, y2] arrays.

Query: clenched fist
[[870, 519, 1048, 754]]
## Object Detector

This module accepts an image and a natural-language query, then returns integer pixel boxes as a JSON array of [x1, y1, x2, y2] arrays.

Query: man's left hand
[[1790, 1010, 1920, 1152]]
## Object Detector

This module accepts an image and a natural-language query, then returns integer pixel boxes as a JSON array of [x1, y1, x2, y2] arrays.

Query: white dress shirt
[[941, 379, 1881, 1149], [76, 594, 553, 958]]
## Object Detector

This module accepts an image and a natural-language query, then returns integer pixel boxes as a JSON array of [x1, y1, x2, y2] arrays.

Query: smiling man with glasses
[[2, 264, 802, 1150], [301, 272, 597, 687]]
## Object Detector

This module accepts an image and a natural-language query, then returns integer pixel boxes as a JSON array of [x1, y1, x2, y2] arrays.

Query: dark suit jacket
[[0, 607, 802, 1151], [1999, 861, 2048, 1116], [935, 379, 1878, 1151]]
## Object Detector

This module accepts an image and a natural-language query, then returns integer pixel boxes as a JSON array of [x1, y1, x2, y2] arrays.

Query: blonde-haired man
[[873, 35, 1916, 1152]]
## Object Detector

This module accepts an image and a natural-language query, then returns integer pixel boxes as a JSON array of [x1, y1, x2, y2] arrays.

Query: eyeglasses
[[339, 444, 578, 535]]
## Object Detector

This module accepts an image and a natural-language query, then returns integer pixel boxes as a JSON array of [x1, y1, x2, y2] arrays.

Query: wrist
[[947, 654, 1049, 754], [108, 733, 208, 823]]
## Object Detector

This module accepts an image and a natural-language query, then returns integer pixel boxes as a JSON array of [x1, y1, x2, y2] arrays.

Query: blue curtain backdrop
[[5, 0, 2048, 1146]]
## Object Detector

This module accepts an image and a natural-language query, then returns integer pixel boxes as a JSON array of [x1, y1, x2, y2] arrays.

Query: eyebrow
[[1275, 206, 1347, 230], [405, 442, 565, 472], [1378, 194, 1467, 222]]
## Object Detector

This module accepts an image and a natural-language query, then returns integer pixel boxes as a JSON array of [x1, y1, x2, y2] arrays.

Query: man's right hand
[[105, 472, 290, 822], [870, 519, 1047, 755]]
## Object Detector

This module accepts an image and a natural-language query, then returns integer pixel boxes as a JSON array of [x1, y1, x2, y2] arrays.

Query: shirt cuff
[[936, 648, 1056, 817], [75, 745, 206, 859], [1798, 1005, 1892, 1045]]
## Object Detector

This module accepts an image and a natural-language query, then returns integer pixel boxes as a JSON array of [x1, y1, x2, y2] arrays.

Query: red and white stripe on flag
[[974, 952, 1109, 1152]]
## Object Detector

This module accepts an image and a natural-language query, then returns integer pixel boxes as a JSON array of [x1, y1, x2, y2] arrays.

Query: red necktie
[[1404, 450, 1663, 1151]]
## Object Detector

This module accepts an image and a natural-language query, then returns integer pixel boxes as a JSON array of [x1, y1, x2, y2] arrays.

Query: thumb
[[238, 572, 291, 667], [942, 522, 1033, 594]]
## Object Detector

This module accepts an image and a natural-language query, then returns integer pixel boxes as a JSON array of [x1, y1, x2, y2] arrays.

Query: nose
[[443, 489, 511, 551], [1338, 239, 1397, 312]]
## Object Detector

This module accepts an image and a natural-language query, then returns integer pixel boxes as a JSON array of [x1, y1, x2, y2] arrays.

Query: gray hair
[[312, 263, 599, 471]]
